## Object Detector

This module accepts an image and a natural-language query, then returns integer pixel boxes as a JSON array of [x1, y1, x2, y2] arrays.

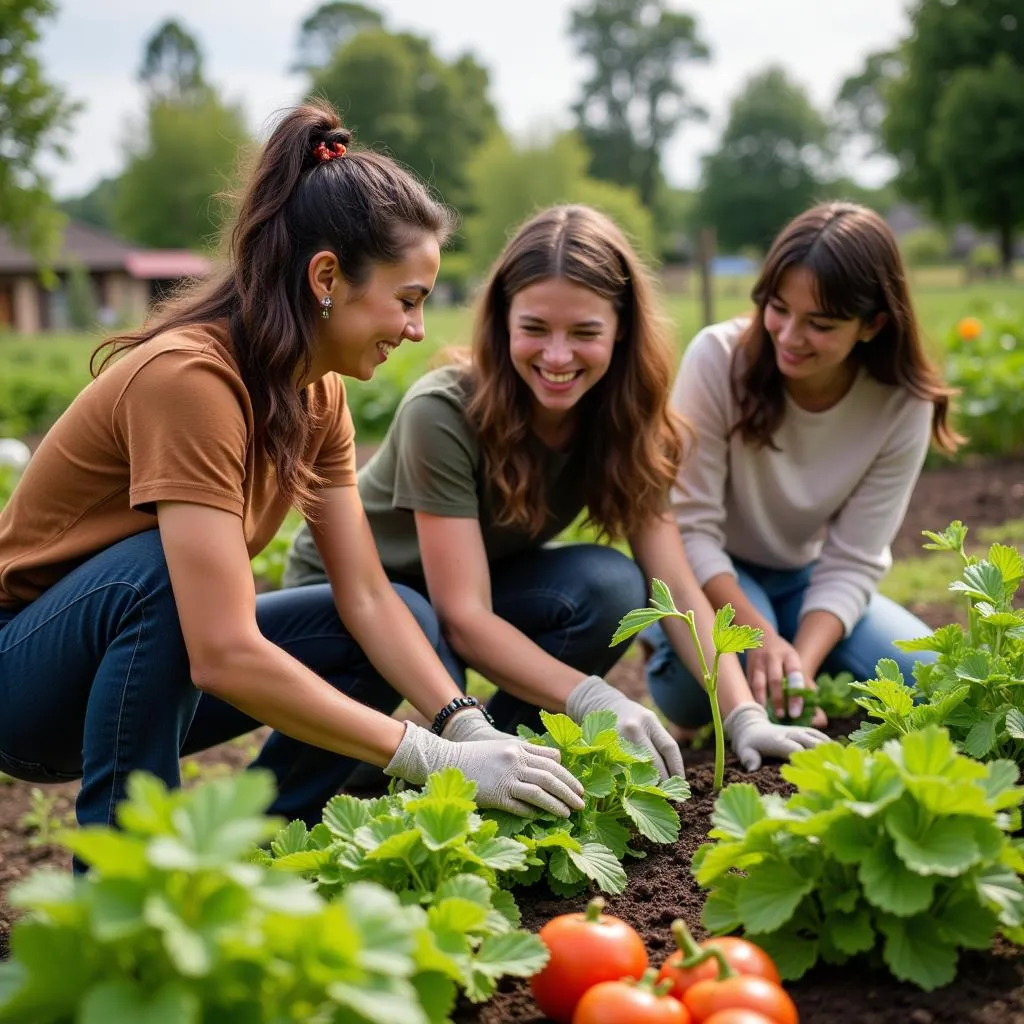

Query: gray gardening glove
[[724, 701, 830, 771], [566, 675, 685, 780], [441, 707, 511, 744], [385, 720, 585, 817]]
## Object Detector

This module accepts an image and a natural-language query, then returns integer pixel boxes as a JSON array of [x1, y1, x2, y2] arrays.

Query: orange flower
[[957, 316, 983, 342]]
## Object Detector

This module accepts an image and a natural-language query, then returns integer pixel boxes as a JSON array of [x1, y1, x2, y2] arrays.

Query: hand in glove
[[724, 701, 830, 772], [566, 675, 685, 780], [385, 720, 585, 817], [441, 707, 511, 743]]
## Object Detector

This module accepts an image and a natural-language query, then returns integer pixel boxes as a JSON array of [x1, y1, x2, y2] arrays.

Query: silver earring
[[320, 295, 333, 319]]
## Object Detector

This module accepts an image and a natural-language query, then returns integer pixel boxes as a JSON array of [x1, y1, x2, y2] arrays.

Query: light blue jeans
[[645, 558, 935, 727]]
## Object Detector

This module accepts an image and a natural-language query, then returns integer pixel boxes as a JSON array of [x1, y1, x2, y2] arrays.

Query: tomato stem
[[671, 919, 703, 959], [583, 896, 606, 923], [679, 946, 737, 980]]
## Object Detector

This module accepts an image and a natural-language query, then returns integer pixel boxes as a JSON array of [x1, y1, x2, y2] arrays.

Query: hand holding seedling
[[613, 579, 828, 791]]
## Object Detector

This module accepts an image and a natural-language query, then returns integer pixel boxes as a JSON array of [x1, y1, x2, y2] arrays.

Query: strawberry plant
[[261, 767, 549, 1004], [692, 726, 1024, 991], [0, 770, 464, 1023], [849, 521, 1024, 761], [611, 579, 764, 791], [485, 709, 690, 897]]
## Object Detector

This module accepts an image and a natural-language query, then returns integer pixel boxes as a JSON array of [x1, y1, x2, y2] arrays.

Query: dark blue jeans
[[387, 542, 648, 733], [0, 529, 453, 834]]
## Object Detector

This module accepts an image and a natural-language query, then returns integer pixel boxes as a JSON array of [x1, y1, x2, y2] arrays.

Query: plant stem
[[681, 613, 726, 793]]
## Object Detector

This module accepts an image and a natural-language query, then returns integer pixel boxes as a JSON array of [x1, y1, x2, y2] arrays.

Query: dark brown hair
[[92, 98, 455, 512], [732, 201, 961, 452], [466, 204, 685, 540]]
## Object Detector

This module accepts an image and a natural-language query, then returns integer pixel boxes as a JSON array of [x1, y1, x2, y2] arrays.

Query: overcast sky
[[39, 0, 908, 199]]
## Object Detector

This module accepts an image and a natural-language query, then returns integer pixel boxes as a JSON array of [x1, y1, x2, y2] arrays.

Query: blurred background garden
[[2, 0, 1023, 544]]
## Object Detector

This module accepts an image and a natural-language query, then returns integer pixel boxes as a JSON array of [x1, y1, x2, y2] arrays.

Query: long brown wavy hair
[[732, 201, 961, 453], [92, 98, 454, 513], [465, 205, 685, 540]]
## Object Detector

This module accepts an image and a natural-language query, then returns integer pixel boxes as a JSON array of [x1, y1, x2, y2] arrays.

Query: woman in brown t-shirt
[[0, 100, 584, 851]]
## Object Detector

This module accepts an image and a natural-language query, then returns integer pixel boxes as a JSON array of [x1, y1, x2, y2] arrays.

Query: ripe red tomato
[[530, 898, 648, 1024], [658, 936, 780, 998], [703, 1011, 779, 1024], [683, 975, 799, 1024], [572, 974, 691, 1024]]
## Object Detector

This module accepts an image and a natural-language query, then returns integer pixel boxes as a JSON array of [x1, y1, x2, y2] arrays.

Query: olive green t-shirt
[[285, 365, 589, 587]]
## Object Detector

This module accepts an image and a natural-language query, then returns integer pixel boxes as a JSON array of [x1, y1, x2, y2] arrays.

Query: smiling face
[[763, 265, 884, 405], [507, 276, 619, 441], [309, 232, 440, 383]]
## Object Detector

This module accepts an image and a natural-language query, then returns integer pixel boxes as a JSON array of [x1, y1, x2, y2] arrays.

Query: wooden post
[[698, 226, 716, 327]]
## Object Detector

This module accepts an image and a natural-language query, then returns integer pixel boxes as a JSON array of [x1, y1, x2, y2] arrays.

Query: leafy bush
[[850, 521, 1024, 761], [261, 767, 548, 1005], [0, 771, 467, 1024], [693, 726, 1024, 991], [944, 308, 1024, 457], [485, 710, 690, 897]]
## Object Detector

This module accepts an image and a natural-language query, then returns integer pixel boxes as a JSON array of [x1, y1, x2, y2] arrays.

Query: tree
[[880, 0, 1024, 270], [694, 67, 831, 252], [929, 54, 1024, 269], [292, 1, 384, 72], [464, 131, 654, 273], [570, 0, 709, 209], [309, 29, 497, 209], [114, 92, 249, 250], [65, 261, 98, 330], [0, 0, 80, 263], [61, 176, 120, 232], [835, 49, 902, 155], [139, 19, 205, 104]]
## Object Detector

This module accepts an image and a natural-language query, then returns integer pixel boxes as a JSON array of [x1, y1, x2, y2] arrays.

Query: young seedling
[[18, 788, 74, 848], [611, 579, 763, 792]]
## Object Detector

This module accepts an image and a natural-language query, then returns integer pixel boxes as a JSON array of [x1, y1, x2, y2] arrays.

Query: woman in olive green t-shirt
[[286, 205, 827, 777]]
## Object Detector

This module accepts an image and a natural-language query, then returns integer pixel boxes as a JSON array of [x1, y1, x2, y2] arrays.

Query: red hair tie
[[313, 141, 347, 163]]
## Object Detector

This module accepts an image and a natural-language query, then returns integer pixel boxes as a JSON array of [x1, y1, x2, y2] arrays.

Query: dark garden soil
[[1, 455, 1023, 1016]]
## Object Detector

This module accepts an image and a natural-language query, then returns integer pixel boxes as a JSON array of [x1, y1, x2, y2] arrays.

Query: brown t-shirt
[[0, 322, 356, 609]]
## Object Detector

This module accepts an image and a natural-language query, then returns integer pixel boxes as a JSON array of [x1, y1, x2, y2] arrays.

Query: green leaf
[[411, 972, 457, 1024], [975, 865, 1024, 926], [955, 650, 993, 684], [981, 759, 1024, 810], [538, 712, 582, 749], [922, 521, 967, 555], [429, 898, 490, 936], [421, 767, 478, 805], [713, 604, 764, 655], [621, 791, 680, 844], [59, 829, 148, 877], [935, 891, 999, 948], [87, 878, 147, 942], [610, 607, 671, 646], [859, 842, 936, 916], [827, 906, 875, 956], [470, 836, 529, 872], [989, 543, 1024, 585], [567, 842, 628, 894], [735, 861, 814, 933], [1005, 709, 1024, 740], [435, 874, 491, 907], [753, 928, 819, 981], [949, 561, 1004, 604], [657, 776, 691, 802], [580, 711, 619, 745], [650, 578, 681, 614], [822, 813, 879, 864], [701, 874, 742, 934], [963, 708, 1007, 759], [80, 980, 200, 1024], [878, 915, 958, 991], [709, 784, 765, 840], [328, 975, 428, 1024], [885, 802, 981, 876], [342, 882, 419, 976], [627, 762, 660, 789], [473, 931, 549, 979], [415, 804, 471, 851], [586, 811, 632, 859]]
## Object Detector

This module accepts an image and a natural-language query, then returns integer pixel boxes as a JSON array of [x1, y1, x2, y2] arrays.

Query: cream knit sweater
[[671, 318, 933, 635]]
